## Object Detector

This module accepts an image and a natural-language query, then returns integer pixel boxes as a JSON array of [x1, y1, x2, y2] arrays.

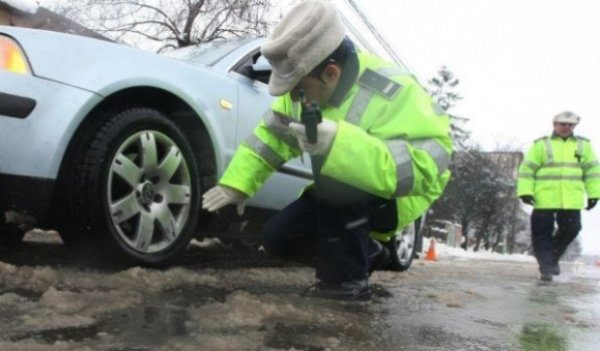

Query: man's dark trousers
[[531, 209, 581, 274], [260, 189, 395, 284]]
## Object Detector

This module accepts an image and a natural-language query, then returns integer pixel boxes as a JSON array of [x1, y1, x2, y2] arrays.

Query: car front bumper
[[0, 71, 101, 225], [0, 71, 102, 180]]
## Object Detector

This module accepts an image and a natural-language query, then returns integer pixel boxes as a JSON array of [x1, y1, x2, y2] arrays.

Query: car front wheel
[[60, 108, 201, 264]]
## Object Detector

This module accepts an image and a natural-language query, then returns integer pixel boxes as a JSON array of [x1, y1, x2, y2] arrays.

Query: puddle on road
[[93, 285, 228, 347], [1, 283, 228, 347]]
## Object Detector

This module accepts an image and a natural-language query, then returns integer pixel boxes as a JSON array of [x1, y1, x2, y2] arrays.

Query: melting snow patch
[[15, 287, 142, 333], [0, 263, 58, 292], [191, 291, 316, 330], [115, 266, 220, 291], [0, 341, 93, 351]]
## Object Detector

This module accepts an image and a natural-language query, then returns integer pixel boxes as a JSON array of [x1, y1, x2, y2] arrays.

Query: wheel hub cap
[[138, 181, 155, 205]]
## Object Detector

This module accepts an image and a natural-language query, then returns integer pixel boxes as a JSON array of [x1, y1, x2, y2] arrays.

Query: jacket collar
[[328, 38, 359, 107], [551, 132, 575, 140]]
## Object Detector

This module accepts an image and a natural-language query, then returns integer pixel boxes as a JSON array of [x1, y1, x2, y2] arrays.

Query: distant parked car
[[0, 24, 424, 267]]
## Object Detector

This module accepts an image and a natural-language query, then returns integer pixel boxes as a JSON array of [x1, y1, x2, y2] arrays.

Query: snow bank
[[2, 287, 142, 334], [432, 242, 536, 263], [1, 0, 39, 14], [0, 262, 58, 292], [0, 261, 311, 296]]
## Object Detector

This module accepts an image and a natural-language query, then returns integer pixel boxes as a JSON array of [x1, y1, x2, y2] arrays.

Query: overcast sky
[[355, 0, 600, 255]]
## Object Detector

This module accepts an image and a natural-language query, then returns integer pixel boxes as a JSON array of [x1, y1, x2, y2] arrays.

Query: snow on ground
[[430, 241, 593, 275], [430, 241, 537, 263], [1, 0, 39, 14], [187, 290, 350, 351], [2, 233, 599, 350]]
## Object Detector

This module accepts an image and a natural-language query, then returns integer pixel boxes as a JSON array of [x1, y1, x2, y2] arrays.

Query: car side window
[[232, 51, 271, 85]]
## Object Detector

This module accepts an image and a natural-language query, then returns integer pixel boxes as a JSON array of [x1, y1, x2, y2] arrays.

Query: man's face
[[553, 122, 576, 137], [289, 64, 341, 107]]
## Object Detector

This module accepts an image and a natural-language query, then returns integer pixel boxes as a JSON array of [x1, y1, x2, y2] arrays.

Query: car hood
[[1, 26, 220, 96]]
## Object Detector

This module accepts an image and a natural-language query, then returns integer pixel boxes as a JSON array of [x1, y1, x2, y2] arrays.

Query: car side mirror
[[252, 55, 272, 72], [245, 55, 271, 84]]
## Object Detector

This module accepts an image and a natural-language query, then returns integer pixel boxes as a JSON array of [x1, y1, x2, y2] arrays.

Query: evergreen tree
[[427, 66, 470, 151]]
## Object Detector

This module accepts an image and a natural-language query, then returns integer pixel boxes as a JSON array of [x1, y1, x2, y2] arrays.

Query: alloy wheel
[[107, 130, 192, 253]]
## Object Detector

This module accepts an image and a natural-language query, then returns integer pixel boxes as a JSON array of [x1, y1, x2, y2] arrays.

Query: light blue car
[[0, 24, 423, 266]]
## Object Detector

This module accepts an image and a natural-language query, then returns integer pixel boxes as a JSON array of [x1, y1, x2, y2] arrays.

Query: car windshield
[[162, 37, 254, 66]]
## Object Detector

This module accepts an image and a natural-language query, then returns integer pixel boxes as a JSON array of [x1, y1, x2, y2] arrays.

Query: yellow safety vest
[[517, 134, 600, 209], [220, 51, 453, 238]]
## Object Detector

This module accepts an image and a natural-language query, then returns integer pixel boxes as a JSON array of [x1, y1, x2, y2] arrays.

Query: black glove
[[520, 195, 535, 206], [587, 199, 598, 210]]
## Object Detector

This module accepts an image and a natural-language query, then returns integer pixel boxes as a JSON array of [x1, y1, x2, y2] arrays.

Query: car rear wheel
[[59, 108, 201, 264]]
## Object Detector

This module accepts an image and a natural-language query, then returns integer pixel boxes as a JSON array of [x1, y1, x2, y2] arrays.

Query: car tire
[[59, 107, 201, 265], [385, 220, 419, 271]]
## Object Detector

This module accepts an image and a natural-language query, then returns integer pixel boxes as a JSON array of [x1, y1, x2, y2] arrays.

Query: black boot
[[539, 265, 554, 282], [553, 263, 561, 276], [303, 280, 372, 301]]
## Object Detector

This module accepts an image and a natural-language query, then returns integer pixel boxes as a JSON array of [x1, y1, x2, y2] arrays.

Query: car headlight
[[0, 35, 31, 75]]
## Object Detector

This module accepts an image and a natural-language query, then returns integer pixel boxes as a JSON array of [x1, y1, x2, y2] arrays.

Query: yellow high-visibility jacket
[[219, 51, 453, 239], [517, 134, 600, 209]]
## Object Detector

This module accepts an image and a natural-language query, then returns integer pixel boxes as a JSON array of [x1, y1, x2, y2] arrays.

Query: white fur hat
[[261, 0, 346, 96], [553, 111, 580, 125]]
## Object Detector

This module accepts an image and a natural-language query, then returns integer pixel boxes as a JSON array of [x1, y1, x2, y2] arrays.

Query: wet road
[[0, 231, 598, 351]]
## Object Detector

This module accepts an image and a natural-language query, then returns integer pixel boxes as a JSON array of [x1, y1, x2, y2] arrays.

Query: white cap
[[261, 0, 346, 96], [553, 111, 580, 125]]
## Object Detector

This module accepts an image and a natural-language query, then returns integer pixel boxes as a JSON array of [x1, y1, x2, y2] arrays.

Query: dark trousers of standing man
[[531, 209, 582, 274], [260, 187, 396, 284]]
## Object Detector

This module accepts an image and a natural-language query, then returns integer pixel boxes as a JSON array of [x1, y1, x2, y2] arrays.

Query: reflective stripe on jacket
[[219, 51, 453, 231], [517, 135, 600, 209]]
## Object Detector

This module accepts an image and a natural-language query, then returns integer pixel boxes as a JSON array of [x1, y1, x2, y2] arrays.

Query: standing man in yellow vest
[[202, 1, 452, 300], [517, 111, 600, 282]]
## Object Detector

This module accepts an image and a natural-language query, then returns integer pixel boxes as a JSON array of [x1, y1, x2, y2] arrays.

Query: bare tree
[[51, 0, 272, 51], [427, 146, 527, 253], [430, 148, 497, 250], [425, 67, 532, 254]]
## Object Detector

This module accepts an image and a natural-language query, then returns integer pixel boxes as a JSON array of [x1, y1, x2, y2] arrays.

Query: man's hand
[[202, 185, 247, 215], [289, 119, 338, 156], [519, 195, 535, 206], [586, 198, 598, 211]]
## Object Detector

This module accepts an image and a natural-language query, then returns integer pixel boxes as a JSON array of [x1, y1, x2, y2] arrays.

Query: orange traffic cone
[[425, 238, 437, 261]]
